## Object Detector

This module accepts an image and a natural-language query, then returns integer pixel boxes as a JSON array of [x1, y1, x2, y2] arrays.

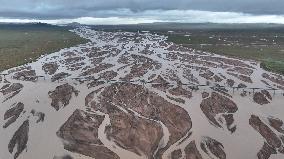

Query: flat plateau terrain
[[0, 26, 284, 159], [0, 24, 89, 71]]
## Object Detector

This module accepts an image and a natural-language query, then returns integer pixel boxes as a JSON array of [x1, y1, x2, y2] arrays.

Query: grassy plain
[[0, 23, 89, 71]]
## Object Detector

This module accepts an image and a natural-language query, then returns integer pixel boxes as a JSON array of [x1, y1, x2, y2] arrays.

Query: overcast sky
[[1, 0, 284, 24]]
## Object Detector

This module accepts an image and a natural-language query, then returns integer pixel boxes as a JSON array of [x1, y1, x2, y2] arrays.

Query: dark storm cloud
[[0, 0, 284, 19]]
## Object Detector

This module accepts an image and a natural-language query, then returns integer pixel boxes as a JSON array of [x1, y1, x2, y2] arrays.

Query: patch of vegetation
[[260, 60, 284, 75], [0, 23, 89, 71]]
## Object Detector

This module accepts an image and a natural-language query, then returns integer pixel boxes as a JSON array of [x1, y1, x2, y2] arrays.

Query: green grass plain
[[0, 24, 89, 71]]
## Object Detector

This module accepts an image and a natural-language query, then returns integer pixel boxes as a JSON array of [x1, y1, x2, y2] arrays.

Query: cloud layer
[[1, 0, 284, 19], [1, 1, 284, 24], [1, 10, 284, 25]]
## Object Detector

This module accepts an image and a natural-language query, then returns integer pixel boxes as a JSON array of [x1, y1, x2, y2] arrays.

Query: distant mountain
[[0, 22, 60, 30], [90, 22, 284, 32]]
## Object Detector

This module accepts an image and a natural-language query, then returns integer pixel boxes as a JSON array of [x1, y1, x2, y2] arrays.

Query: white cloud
[[1, 10, 284, 25], [0, 17, 160, 25]]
